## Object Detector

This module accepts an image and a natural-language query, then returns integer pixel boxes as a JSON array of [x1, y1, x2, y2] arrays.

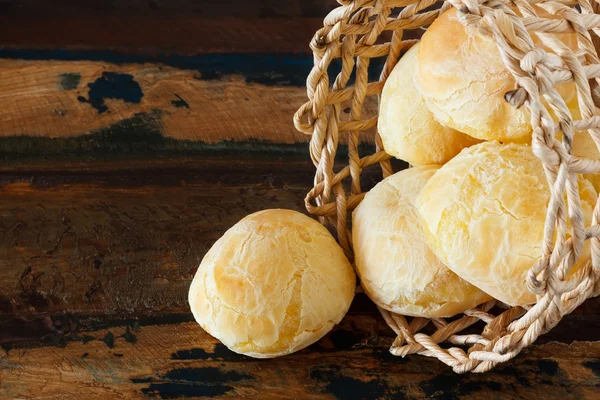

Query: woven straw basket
[[294, 0, 600, 373]]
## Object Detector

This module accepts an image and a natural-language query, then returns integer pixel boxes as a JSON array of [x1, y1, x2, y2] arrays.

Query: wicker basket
[[294, 0, 600, 373]]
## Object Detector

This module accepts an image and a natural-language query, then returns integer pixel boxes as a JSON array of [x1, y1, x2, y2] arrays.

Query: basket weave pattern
[[294, 0, 600, 373]]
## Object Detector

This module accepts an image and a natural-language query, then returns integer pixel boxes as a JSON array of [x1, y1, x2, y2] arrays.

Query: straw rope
[[294, 0, 600, 373]]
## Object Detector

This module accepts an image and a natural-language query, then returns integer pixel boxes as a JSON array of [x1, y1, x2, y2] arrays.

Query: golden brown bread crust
[[188, 209, 355, 358], [416, 8, 579, 143], [417, 142, 596, 306], [416, 8, 530, 143], [378, 43, 479, 165], [353, 166, 491, 317]]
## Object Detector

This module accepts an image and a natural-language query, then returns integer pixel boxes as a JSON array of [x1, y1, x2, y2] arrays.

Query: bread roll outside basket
[[293, 0, 600, 373]]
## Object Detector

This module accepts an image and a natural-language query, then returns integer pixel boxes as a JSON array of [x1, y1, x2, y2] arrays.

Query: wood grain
[[1, 314, 599, 399], [0, 0, 340, 18], [0, 17, 326, 54], [0, 156, 385, 317], [0, 59, 378, 145], [0, 1, 340, 55], [0, 155, 598, 396], [0, 156, 597, 336], [2, 1, 596, 394], [0, 157, 319, 317]]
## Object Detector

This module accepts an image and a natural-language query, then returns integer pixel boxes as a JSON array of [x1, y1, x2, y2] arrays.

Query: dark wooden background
[[0, 1, 599, 399]]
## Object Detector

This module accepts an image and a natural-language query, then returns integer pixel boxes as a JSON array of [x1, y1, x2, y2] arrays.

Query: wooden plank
[[2, 299, 599, 346], [0, 0, 340, 18], [0, 1, 343, 55], [0, 157, 321, 317], [0, 156, 387, 316], [0, 158, 598, 396], [0, 17, 326, 54], [0, 157, 596, 328], [0, 59, 379, 145], [1, 313, 599, 399]]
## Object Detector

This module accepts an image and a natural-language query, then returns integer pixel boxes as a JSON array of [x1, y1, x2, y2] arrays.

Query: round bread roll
[[417, 142, 596, 306], [353, 166, 491, 317], [188, 209, 355, 358], [378, 43, 479, 165], [416, 8, 578, 143]]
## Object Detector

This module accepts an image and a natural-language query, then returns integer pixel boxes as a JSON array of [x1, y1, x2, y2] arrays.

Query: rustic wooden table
[[0, 1, 599, 399]]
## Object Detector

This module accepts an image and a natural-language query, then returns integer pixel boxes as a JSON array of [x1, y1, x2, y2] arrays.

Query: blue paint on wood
[[583, 361, 600, 377], [100, 331, 115, 348], [172, 343, 256, 361], [0, 110, 314, 159], [132, 367, 255, 398], [58, 72, 81, 90], [77, 72, 143, 113], [310, 365, 404, 400], [0, 50, 386, 87], [171, 94, 190, 108], [122, 326, 137, 344]]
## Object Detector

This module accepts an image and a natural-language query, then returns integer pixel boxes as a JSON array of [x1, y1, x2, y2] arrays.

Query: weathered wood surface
[[0, 17, 326, 54], [1, 313, 599, 399], [0, 59, 310, 143], [0, 156, 316, 316], [0, 156, 598, 398], [0, 3, 423, 148], [0, 1, 598, 396], [0, 0, 340, 17], [0, 0, 427, 149], [0, 58, 379, 145], [0, 156, 392, 316], [0, 0, 339, 55], [0, 156, 596, 322]]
